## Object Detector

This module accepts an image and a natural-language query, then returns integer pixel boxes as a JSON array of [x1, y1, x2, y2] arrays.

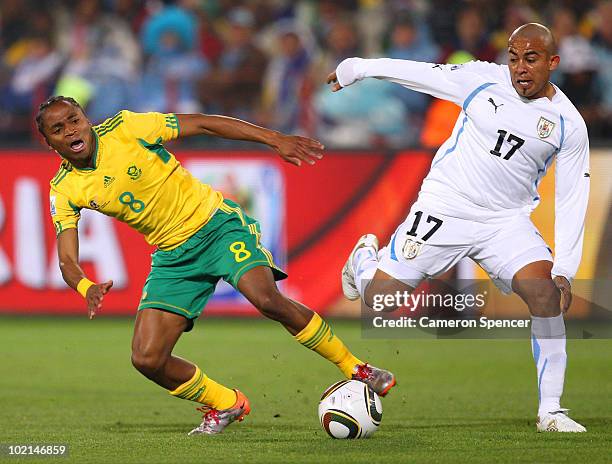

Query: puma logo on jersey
[[103, 176, 115, 188], [488, 97, 503, 113]]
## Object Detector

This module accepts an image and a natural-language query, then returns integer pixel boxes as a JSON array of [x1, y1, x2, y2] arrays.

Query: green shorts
[[138, 199, 287, 322]]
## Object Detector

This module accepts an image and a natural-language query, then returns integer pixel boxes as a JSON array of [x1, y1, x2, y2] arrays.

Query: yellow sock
[[169, 366, 237, 410], [294, 313, 363, 378]]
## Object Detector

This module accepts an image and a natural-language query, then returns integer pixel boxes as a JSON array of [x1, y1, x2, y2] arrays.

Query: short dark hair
[[35, 95, 84, 136]]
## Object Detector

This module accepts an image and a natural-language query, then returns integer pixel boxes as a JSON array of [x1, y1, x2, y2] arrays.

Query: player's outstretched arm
[[326, 57, 485, 105], [57, 229, 113, 319], [175, 114, 324, 167]]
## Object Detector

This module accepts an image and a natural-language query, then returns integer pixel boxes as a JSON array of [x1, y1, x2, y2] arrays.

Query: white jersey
[[335, 58, 590, 281]]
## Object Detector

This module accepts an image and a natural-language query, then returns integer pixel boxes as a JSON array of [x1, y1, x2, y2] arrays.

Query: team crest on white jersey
[[537, 117, 555, 138], [402, 239, 423, 260]]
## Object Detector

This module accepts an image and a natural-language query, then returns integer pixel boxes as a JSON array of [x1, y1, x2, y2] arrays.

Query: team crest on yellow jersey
[[127, 165, 142, 180]]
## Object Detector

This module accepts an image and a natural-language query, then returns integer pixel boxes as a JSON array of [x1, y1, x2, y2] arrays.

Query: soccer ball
[[318, 380, 382, 439]]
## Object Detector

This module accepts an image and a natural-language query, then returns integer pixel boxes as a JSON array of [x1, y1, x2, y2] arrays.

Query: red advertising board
[[0, 150, 432, 316]]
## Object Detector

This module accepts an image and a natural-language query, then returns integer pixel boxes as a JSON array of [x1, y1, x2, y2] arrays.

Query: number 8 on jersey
[[230, 241, 252, 262]]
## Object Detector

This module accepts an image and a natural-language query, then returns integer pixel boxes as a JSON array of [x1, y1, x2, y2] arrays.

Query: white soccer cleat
[[188, 390, 251, 435], [352, 362, 396, 397], [341, 234, 379, 300], [536, 409, 586, 433]]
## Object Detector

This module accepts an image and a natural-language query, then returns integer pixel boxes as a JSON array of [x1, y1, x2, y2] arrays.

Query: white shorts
[[377, 201, 553, 294]]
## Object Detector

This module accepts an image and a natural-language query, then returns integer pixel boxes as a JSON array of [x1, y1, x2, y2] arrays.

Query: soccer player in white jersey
[[327, 23, 589, 433]]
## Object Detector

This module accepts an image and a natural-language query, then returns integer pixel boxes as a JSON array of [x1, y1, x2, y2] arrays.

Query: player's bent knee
[[130, 350, 168, 377]]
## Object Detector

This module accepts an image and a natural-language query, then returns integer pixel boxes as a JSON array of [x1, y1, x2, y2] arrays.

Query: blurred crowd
[[1, 0, 611, 148]]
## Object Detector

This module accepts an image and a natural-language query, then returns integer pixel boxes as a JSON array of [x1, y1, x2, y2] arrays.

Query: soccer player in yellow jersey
[[37, 96, 396, 435]]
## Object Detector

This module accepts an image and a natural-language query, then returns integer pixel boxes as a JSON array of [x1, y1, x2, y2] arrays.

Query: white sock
[[353, 247, 378, 299], [531, 314, 567, 416]]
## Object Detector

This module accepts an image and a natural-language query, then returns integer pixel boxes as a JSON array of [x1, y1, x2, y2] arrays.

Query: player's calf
[[512, 261, 561, 317], [249, 287, 310, 331], [247, 288, 282, 319], [513, 278, 561, 317], [237, 266, 312, 333]]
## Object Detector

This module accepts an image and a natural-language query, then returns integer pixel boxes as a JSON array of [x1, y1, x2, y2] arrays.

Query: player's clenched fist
[[327, 57, 366, 91], [86, 280, 113, 320], [326, 71, 342, 92]]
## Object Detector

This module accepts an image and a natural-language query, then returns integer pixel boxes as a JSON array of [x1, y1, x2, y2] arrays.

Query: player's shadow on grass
[[103, 422, 195, 433], [391, 417, 610, 430], [103, 421, 319, 435], [390, 418, 536, 430]]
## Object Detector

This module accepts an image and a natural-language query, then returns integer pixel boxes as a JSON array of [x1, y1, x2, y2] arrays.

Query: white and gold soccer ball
[[318, 380, 382, 439]]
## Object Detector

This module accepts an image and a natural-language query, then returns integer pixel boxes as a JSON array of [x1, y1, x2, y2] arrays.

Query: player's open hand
[[326, 71, 343, 92], [553, 276, 572, 313], [273, 134, 324, 167], [86, 280, 114, 320]]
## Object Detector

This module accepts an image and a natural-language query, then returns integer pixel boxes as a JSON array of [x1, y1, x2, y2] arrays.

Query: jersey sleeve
[[335, 58, 500, 107], [120, 110, 180, 144], [552, 122, 590, 281], [49, 186, 81, 236]]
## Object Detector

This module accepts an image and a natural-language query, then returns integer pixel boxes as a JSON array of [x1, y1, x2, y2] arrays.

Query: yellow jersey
[[49, 111, 223, 250]]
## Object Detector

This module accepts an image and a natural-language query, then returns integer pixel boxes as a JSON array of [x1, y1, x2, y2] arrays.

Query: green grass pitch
[[0, 316, 610, 463]]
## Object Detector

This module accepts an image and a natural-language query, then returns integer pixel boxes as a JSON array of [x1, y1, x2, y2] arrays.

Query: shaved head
[[509, 23, 557, 56], [507, 23, 560, 99]]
